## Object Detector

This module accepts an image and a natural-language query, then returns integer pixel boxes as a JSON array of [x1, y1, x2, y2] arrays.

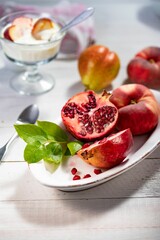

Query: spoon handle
[[0, 133, 18, 162], [60, 7, 95, 34]]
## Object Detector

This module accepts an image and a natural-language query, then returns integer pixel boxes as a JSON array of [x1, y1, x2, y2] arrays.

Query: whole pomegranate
[[61, 90, 118, 141], [77, 128, 133, 169], [110, 84, 160, 135]]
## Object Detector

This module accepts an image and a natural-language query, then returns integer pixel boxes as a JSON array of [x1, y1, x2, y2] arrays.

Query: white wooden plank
[[1, 229, 160, 240], [0, 198, 160, 240]]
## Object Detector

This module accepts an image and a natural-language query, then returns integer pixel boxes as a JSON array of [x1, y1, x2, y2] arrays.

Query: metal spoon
[[50, 7, 95, 40], [0, 104, 39, 161]]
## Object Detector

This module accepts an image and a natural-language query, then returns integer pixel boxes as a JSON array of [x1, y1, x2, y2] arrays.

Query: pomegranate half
[[77, 128, 133, 169], [61, 90, 118, 141]]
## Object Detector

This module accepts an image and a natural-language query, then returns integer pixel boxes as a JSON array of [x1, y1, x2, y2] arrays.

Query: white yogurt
[[15, 21, 60, 44], [1, 18, 63, 64]]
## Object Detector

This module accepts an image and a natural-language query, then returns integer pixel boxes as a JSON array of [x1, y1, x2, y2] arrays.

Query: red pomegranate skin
[[127, 47, 160, 88], [110, 84, 160, 135], [77, 128, 133, 169], [61, 90, 118, 141]]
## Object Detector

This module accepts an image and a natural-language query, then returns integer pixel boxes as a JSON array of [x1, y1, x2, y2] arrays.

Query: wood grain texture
[[0, 1, 160, 239], [0, 198, 160, 240]]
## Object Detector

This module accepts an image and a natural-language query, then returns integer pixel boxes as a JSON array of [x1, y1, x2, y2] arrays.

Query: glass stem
[[24, 66, 41, 83]]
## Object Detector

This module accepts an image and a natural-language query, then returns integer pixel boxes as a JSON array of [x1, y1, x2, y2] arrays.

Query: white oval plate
[[29, 90, 160, 192]]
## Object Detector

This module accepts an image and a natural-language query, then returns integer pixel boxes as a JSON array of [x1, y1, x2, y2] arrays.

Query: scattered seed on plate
[[83, 174, 91, 178], [73, 175, 81, 180], [71, 167, 77, 175], [94, 169, 102, 175]]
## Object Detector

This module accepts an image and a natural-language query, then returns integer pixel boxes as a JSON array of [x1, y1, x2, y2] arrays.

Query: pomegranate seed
[[94, 169, 102, 175], [73, 175, 81, 180], [71, 167, 77, 175], [83, 174, 91, 178], [82, 143, 91, 149]]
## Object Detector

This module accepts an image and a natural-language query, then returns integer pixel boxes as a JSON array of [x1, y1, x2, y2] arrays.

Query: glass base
[[10, 70, 55, 96]]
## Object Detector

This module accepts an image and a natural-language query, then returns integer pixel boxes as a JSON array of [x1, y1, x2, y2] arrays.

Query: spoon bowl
[[16, 104, 39, 124]]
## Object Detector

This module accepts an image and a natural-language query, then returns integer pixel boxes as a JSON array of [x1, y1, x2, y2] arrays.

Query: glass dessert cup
[[0, 11, 65, 95]]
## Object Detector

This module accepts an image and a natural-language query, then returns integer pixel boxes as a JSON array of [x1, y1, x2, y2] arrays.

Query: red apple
[[110, 84, 160, 135], [127, 46, 160, 88], [77, 128, 133, 169], [78, 45, 120, 91]]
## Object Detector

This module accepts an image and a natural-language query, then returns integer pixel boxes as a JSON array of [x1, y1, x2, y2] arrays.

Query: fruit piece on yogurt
[[31, 18, 54, 40], [12, 17, 33, 29], [4, 25, 22, 41], [4, 17, 33, 41]]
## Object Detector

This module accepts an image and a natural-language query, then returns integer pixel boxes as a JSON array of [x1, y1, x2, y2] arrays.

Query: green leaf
[[67, 141, 83, 156], [64, 147, 71, 156], [44, 142, 63, 164], [24, 142, 45, 163], [15, 121, 83, 166], [37, 121, 68, 142], [14, 124, 48, 144]]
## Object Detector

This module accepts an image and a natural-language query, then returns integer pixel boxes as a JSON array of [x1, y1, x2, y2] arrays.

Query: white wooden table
[[0, 1, 160, 239]]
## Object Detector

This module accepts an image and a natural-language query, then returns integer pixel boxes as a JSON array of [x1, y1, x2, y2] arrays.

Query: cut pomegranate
[[61, 90, 118, 141], [77, 128, 133, 169]]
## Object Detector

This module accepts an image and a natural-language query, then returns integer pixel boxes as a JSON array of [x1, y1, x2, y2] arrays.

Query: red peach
[[110, 84, 160, 135], [127, 47, 160, 88]]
